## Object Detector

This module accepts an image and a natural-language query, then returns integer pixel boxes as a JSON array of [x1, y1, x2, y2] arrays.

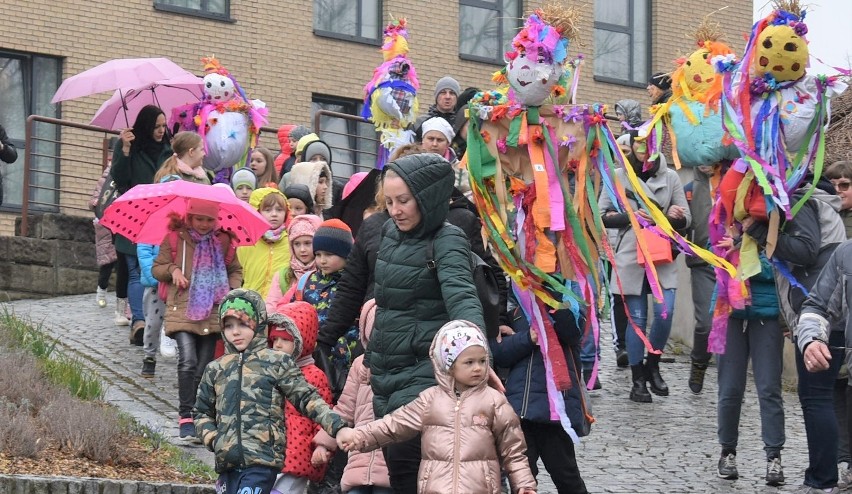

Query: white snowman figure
[[197, 57, 251, 172]]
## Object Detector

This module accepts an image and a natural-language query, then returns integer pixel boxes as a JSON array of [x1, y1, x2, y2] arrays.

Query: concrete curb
[[0, 474, 215, 494]]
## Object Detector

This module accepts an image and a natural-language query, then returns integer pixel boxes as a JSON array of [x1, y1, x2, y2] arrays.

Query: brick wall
[[0, 0, 753, 236]]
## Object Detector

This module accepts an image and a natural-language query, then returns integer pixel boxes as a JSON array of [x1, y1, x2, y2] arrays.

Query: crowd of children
[[92, 107, 592, 494]]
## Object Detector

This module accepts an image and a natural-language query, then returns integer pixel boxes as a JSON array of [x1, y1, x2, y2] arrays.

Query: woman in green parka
[[368, 153, 485, 494], [110, 105, 172, 345]]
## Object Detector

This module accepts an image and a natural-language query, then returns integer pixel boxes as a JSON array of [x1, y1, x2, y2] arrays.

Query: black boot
[[177, 371, 198, 420], [629, 364, 652, 403], [645, 353, 669, 396], [582, 368, 602, 390]]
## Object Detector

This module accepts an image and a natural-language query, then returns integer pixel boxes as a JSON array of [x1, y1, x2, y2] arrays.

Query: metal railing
[[21, 115, 117, 237]]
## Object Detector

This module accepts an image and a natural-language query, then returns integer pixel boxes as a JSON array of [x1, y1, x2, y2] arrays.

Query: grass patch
[[0, 307, 215, 482], [0, 307, 104, 401]]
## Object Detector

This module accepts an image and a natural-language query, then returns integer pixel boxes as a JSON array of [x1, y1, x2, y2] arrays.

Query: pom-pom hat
[[312, 219, 353, 258]]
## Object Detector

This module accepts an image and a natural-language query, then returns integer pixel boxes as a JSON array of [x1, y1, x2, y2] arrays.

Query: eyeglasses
[[833, 180, 851, 192]]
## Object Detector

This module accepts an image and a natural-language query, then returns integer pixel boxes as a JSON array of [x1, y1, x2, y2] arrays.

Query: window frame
[[310, 94, 378, 177], [592, 0, 651, 88], [0, 49, 62, 213], [458, 0, 524, 66], [313, 0, 383, 46], [153, 0, 234, 23]]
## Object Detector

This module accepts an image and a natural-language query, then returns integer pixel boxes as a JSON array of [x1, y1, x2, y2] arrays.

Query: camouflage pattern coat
[[194, 289, 346, 474]]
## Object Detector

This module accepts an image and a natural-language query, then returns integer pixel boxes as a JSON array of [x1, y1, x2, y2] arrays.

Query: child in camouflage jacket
[[194, 289, 346, 494]]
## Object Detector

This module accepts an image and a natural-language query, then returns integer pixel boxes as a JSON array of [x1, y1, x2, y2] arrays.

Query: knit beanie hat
[[433, 320, 488, 372], [219, 296, 259, 331], [231, 168, 257, 191], [186, 198, 219, 219], [302, 140, 332, 165], [434, 76, 461, 102], [648, 72, 672, 91], [283, 184, 315, 213], [289, 126, 312, 146], [249, 186, 286, 211], [287, 214, 322, 242], [421, 117, 455, 143], [312, 218, 353, 258]]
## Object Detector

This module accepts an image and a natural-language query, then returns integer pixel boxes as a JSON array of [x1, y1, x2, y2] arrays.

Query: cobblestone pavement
[[6, 294, 817, 492]]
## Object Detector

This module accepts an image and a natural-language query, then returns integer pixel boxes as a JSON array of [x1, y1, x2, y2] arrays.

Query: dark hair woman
[[110, 104, 173, 346]]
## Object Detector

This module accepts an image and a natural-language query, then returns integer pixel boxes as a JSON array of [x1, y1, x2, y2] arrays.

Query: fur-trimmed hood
[[287, 161, 334, 212]]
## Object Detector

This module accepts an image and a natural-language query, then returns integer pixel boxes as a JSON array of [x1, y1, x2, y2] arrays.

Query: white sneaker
[[96, 287, 108, 308], [114, 298, 130, 326], [160, 326, 177, 358]]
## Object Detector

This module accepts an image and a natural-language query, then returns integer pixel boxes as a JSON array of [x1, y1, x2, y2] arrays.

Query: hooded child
[[312, 299, 391, 494], [194, 289, 345, 494], [238, 187, 291, 298], [336, 321, 537, 494], [268, 303, 333, 494]]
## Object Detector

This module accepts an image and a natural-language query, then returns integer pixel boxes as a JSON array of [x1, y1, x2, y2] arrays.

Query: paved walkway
[[5, 294, 816, 492]]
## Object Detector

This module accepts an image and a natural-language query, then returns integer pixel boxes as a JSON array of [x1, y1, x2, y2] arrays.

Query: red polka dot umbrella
[[100, 181, 270, 246]]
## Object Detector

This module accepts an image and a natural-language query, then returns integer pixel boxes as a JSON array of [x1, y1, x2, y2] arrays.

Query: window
[[593, 0, 650, 86], [459, 0, 523, 65], [154, 0, 230, 21], [0, 51, 60, 210], [313, 0, 382, 45], [311, 95, 378, 178]]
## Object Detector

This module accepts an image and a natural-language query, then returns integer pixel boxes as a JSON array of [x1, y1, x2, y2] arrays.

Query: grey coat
[[598, 162, 690, 296]]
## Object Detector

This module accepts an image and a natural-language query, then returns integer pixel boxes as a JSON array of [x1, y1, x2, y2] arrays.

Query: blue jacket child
[[489, 302, 591, 494]]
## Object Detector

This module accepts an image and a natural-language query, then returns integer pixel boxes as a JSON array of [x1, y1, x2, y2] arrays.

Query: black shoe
[[689, 360, 709, 394], [616, 349, 629, 368], [582, 369, 602, 390], [718, 453, 738, 479], [629, 365, 652, 403], [645, 354, 669, 396], [141, 357, 156, 378]]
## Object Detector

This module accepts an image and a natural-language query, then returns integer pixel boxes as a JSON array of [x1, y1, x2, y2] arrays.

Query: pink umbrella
[[100, 181, 270, 246], [90, 73, 204, 130], [51, 57, 192, 103]]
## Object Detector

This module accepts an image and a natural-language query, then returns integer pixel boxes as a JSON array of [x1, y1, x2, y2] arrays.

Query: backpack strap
[[168, 231, 179, 263], [295, 270, 314, 302], [425, 222, 452, 271]]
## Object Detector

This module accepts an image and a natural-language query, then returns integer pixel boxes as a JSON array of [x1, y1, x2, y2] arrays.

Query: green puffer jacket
[[194, 289, 345, 474], [368, 153, 485, 417]]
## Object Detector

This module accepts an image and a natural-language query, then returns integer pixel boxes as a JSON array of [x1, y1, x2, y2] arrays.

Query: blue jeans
[[624, 288, 676, 366], [717, 317, 785, 459], [218, 466, 278, 494], [125, 254, 144, 325], [797, 330, 844, 489], [580, 324, 599, 372]]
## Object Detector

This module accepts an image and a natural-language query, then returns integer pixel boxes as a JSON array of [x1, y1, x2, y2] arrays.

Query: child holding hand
[[336, 320, 537, 494], [267, 303, 333, 494], [195, 289, 346, 494]]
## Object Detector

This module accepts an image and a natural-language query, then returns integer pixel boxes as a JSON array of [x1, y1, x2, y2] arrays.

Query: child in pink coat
[[311, 299, 391, 494]]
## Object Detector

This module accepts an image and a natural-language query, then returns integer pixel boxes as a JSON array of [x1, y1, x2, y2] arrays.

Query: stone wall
[[0, 214, 101, 301], [0, 474, 214, 494]]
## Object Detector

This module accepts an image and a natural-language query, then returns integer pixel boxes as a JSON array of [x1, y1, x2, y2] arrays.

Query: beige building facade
[[0, 0, 752, 236]]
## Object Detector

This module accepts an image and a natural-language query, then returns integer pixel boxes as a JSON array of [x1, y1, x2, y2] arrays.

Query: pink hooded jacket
[[349, 322, 536, 494], [313, 299, 390, 491]]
